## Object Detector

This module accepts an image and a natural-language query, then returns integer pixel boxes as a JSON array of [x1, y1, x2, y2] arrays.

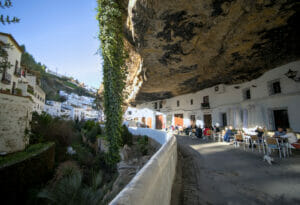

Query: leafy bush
[[137, 135, 149, 155], [121, 125, 133, 146], [84, 120, 96, 131], [38, 168, 103, 205]]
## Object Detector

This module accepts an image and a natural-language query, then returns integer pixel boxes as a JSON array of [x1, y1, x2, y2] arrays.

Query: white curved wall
[[110, 128, 177, 205]]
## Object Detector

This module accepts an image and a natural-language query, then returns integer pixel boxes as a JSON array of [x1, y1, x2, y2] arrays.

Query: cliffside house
[[0, 32, 46, 153], [125, 61, 300, 132]]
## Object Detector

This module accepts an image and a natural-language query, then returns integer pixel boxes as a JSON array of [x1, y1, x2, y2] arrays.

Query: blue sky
[[1, 0, 103, 88]]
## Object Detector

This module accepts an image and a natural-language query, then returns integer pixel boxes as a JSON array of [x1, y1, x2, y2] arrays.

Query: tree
[[97, 0, 127, 166], [0, 0, 20, 25]]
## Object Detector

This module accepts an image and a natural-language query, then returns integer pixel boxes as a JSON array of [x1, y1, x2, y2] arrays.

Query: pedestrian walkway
[[172, 135, 300, 205]]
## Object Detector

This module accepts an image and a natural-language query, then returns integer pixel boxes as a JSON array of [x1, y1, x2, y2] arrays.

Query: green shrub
[[121, 125, 133, 146], [84, 120, 96, 131], [137, 135, 148, 155]]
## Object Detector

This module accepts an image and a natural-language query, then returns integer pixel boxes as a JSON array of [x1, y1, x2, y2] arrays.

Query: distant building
[[44, 91, 101, 121]]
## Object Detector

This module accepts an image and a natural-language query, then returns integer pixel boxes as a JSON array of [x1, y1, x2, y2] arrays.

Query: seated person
[[255, 126, 264, 141], [203, 126, 211, 137], [282, 128, 298, 148], [273, 127, 286, 137], [214, 125, 220, 133], [223, 126, 234, 142]]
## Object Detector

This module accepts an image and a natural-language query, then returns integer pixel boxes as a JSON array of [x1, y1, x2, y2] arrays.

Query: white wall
[[110, 129, 177, 205], [127, 61, 300, 131]]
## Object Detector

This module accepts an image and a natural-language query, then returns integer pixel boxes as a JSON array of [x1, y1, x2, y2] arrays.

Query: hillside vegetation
[[20, 45, 95, 101]]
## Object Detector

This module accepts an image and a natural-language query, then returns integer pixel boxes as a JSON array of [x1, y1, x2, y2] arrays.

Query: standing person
[[196, 126, 203, 138]]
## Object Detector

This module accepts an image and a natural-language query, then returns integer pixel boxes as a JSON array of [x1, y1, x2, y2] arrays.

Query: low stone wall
[[0, 93, 33, 153], [110, 128, 177, 205], [0, 142, 55, 204]]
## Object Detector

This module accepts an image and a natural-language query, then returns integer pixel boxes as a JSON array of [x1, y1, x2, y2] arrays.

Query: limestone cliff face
[[123, 0, 299, 104]]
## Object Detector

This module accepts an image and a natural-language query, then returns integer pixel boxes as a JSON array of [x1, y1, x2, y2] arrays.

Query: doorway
[[204, 114, 212, 128], [155, 115, 164, 129], [141, 117, 146, 125], [147, 117, 152, 128], [273, 109, 290, 130], [174, 114, 183, 127], [190, 115, 196, 126], [12, 82, 16, 94]]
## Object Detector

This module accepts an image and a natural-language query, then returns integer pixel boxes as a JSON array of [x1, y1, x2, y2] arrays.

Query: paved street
[[172, 135, 300, 205]]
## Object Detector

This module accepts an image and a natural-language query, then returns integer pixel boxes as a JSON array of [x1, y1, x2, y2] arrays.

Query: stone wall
[[0, 93, 33, 153], [110, 128, 177, 205], [0, 142, 55, 204]]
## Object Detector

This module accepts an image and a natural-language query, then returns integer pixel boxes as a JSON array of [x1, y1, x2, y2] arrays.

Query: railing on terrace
[[201, 102, 210, 109], [27, 85, 34, 95]]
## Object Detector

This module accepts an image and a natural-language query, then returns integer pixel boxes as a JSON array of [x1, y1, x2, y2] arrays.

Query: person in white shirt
[[282, 128, 298, 148]]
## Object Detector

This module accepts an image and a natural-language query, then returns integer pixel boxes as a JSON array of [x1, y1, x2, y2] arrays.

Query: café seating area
[[230, 127, 300, 159]]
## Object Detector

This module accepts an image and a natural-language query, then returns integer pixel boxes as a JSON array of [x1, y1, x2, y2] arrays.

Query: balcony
[[201, 102, 210, 109], [1, 73, 12, 85], [27, 85, 34, 95]]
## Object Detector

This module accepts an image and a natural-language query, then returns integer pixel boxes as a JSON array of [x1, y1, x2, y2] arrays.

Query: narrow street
[[172, 135, 300, 205]]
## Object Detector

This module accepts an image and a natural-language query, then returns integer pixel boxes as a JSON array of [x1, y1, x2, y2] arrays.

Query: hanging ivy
[[97, 0, 126, 166]]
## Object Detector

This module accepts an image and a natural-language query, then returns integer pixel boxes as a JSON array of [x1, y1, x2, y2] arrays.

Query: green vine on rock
[[97, 0, 126, 166]]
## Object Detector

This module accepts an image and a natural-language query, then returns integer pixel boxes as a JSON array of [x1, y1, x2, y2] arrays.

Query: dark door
[[142, 117, 146, 124], [12, 82, 16, 94], [190, 115, 196, 125], [222, 113, 227, 127], [204, 114, 212, 128], [156, 115, 164, 129], [174, 114, 183, 127], [147, 117, 152, 128], [273, 109, 290, 130]]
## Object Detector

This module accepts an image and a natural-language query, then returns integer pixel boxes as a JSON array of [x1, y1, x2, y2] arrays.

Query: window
[[154, 102, 158, 109], [177, 100, 180, 107], [159, 101, 163, 109], [203, 96, 209, 103], [222, 113, 227, 127], [14, 60, 18, 73], [190, 99, 193, 105], [243, 88, 251, 100], [269, 80, 281, 95]]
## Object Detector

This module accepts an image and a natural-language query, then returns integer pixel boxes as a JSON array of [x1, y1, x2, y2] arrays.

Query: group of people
[[170, 123, 298, 149], [222, 125, 298, 149]]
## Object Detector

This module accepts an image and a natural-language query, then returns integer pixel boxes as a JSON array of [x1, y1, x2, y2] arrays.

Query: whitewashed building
[[126, 61, 300, 132], [44, 91, 101, 121], [44, 101, 62, 117]]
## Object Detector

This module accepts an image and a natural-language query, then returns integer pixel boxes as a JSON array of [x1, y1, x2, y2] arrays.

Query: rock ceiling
[[123, 0, 299, 104]]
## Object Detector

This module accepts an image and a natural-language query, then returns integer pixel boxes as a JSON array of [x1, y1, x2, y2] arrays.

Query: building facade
[[125, 61, 300, 132]]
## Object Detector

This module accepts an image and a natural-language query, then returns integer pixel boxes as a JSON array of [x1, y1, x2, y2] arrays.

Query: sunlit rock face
[[123, 0, 299, 104]]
